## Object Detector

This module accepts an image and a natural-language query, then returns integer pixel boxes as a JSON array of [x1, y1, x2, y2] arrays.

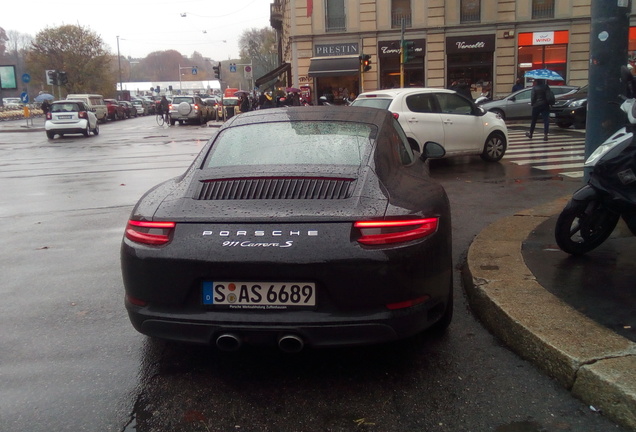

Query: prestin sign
[[446, 35, 495, 54], [315, 43, 359, 57]]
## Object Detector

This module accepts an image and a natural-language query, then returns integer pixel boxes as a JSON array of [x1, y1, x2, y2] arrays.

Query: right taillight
[[125, 220, 176, 245], [392, 112, 399, 120], [354, 218, 438, 245]]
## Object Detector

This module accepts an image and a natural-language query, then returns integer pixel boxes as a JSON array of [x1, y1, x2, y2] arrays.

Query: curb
[[464, 197, 636, 430]]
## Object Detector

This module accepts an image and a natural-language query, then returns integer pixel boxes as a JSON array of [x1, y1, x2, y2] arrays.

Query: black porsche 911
[[121, 106, 453, 352]]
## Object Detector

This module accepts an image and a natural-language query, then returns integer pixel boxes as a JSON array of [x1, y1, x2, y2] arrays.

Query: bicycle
[[156, 111, 169, 126]]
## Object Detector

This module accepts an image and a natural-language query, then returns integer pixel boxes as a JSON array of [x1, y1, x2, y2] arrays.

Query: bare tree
[[238, 27, 278, 83]]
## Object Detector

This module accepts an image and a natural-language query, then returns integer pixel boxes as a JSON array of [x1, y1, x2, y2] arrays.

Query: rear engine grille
[[197, 177, 354, 200]]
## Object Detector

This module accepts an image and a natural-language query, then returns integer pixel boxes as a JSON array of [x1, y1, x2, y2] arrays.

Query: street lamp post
[[116, 36, 123, 97], [178, 64, 197, 91]]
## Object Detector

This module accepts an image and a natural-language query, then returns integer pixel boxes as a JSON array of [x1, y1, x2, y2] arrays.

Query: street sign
[[21, 73, 31, 84], [230, 64, 237, 73], [20, 92, 29, 103], [192, 67, 198, 75]]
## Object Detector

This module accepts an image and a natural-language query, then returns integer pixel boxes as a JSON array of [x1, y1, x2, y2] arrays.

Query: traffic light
[[213, 63, 221, 79], [58, 71, 68, 85], [46, 70, 58, 85], [361, 54, 371, 72], [403, 40, 415, 63]]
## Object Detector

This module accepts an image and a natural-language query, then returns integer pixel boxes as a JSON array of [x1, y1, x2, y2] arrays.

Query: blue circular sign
[[21, 73, 31, 83], [20, 92, 29, 103]]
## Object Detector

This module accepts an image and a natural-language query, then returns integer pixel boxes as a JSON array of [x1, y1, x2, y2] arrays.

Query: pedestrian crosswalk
[[503, 128, 587, 178]]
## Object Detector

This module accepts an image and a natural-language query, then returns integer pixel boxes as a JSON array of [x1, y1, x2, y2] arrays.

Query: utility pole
[[400, 19, 405, 88], [585, 0, 631, 180]]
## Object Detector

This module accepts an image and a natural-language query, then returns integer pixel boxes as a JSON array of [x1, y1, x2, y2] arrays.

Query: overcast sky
[[4, 0, 271, 61]]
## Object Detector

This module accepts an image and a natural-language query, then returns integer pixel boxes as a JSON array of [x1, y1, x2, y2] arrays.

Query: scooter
[[555, 65, 636, 255]]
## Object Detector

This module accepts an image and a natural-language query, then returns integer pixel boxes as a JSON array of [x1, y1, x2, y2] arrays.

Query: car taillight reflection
[[354, 218, 438, 245], [125, 220, 176, 245]]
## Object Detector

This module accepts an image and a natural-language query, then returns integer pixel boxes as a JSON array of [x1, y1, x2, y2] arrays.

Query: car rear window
[[173, 97, 193, 104], [204, 121, 375, 168], [351, 98, 392, 110], [51, 103, 80, 113]]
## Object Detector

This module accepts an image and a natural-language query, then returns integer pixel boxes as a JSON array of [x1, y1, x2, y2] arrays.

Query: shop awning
[[308, 56, 360, 77], [255, 63, 291, 87]]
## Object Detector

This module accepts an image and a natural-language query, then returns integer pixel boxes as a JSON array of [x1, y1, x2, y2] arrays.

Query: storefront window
[[316, 77, 359, 104], [517, 44, 567, 84]]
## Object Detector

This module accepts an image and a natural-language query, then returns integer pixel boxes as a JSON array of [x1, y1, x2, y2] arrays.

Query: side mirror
[[476, 106, 487, 117], [420, 141, 446, 161]]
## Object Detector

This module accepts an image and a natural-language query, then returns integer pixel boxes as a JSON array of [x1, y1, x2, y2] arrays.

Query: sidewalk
[[0, 116, 45, 132], [464, 197, 636, 430]]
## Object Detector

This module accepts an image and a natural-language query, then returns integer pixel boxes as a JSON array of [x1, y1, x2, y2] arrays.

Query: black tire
[[429, 286, 453, 334], [555, 199, 620, 255], [93, 123, 99, 136], [480, 131, 507, 162], [83, 124, 90, 137], [46, 131, 55, 139], [556, 121, 572, 129]]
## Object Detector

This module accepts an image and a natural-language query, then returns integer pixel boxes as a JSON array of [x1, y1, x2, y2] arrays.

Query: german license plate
[[549, 113, 555, 118], [202, 281, 316, 308], [57, 115, 72, 119]]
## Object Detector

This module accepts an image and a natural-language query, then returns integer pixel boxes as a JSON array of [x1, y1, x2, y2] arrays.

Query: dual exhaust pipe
[[215, 333, 304, 353]]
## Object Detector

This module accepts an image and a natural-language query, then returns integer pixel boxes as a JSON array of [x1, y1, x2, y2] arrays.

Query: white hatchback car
[[351, 88, 508, 162], [45, 100, 99, 139]]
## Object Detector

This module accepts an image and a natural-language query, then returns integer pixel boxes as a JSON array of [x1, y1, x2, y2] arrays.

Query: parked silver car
[[481, 85, 578, 120]]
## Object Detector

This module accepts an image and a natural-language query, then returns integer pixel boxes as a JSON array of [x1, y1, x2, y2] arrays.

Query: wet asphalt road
[[0, 116, 628, 432]]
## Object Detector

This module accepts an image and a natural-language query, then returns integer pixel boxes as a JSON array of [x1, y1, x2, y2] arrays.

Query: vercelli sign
[[446, 35, 495, 54]]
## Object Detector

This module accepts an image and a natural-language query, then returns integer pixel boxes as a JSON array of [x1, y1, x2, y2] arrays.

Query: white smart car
[[351, 88, 508, 162], [45, 100, 99, 139]]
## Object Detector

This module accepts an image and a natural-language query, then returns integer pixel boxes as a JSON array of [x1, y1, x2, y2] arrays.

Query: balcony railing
[[270, 2, 283, 29], [326, 16, 346, 32], [532, 0, 554, 19], [391, 12, 412, 29]]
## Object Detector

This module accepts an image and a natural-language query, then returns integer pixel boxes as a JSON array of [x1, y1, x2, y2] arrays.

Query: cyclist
[[158, 96, 170, 123]]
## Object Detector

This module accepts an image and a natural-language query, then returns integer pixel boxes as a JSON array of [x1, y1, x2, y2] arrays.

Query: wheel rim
[[484, 134, 506, 161]]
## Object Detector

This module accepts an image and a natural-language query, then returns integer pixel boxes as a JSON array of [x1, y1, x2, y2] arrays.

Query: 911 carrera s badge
[[202, 229, 318, 248]]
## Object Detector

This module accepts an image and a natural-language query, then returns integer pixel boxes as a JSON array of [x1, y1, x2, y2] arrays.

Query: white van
[[65, 94, 108, 122]]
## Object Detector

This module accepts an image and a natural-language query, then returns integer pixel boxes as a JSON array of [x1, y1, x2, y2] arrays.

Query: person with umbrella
[[524, 69, 562, 142], [37, 92, 53, 115], [526, 79, 553, 141]]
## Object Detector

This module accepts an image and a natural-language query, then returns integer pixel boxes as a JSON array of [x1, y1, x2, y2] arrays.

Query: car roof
[[224, 106, 391, 128], [356, 88, 456, 98]]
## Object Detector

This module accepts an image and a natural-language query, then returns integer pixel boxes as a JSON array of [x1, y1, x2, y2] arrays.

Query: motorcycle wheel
[[554, 199, 620, 255]]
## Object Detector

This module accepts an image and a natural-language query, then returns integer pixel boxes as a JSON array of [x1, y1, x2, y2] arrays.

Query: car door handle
[[407, 117, 418, 123], [443, 119, 453, 125]]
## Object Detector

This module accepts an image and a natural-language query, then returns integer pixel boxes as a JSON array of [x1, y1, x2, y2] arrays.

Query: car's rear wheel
[[46, 131, 55, 139], [83, 124, 90, 137], [480, 131, 507, 162], [93, 123, 100, 135]]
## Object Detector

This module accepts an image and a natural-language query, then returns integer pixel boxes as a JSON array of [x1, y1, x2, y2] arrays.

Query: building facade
[[267, 0, 636, 104]]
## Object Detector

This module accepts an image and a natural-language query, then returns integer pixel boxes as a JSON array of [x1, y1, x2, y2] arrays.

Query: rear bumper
[[45, 119, 88, 133], [126, 295, 450, 348]]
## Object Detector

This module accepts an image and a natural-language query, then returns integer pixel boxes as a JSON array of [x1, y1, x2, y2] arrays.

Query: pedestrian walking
[[526, 79, 553, 141]]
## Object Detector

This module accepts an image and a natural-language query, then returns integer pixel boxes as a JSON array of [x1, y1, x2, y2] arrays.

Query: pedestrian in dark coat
[[526, 79, 551, 141]]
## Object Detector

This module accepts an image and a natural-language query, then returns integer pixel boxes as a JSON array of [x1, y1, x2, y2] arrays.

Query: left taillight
[[78, 111, 88, 119], [46, 112, 52, 120], [354, 218, 439, 245], [125, 220, 176, 246]]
